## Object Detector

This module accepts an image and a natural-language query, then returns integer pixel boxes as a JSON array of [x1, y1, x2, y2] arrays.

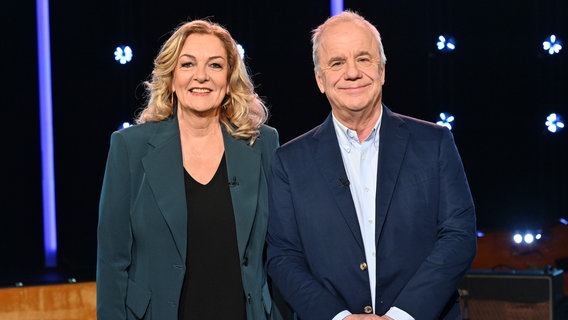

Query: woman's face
[[172, 33, 229, 116]]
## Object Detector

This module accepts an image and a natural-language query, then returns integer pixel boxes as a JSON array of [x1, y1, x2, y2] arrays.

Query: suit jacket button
[[360, 262, 367, 271], [364, 306, 373, 313], [243, 256, 248, 266]]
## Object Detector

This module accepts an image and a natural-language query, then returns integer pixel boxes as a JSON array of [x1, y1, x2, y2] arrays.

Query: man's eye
[[357, 57, 373, 66], [329, 61, 344, 70]]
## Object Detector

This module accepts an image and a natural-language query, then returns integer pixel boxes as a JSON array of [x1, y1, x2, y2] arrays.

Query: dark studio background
[[2, 0, 567, 283]]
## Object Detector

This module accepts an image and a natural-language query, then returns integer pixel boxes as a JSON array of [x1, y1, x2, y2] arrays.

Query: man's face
[[315, 21, 385, 119]]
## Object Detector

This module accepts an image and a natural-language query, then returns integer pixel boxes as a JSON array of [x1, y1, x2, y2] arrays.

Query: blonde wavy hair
[[135, 19, 268, 144]]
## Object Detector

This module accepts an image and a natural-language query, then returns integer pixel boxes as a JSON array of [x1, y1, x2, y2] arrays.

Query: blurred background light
[[513, 230, 542, 245], [330, 0, 344, 16], [114, 45, 133, 64], [545, 113, 565, 133], [236, 42, 245, 60], [436, 112, 455, 130], [436, 35, 456, 52], [119, 121, 133, 130], [542, 35, 562, 55]]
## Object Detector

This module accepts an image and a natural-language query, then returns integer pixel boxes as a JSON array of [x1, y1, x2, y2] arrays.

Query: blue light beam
[[37, 0, 57, 267]]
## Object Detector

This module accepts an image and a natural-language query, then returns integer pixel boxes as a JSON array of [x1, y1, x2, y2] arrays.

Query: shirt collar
[[332, 106, 383, 149]]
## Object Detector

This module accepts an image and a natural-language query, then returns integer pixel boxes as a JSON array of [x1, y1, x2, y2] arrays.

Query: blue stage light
[[436, 35, 456, 52], [236, 42, 245, 60], [543, 35, 562, 55], [436, 112, 455, 130], [119, 121, 133, 130], [114, 45, 133, 64], [545, 113, 565, 133]]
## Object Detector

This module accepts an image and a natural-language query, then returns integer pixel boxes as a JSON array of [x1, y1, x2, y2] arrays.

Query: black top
[[178, 155, 246, 319]]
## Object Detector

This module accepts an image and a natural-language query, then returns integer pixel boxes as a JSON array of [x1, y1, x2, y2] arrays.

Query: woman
[[97, 19, 286, 320]]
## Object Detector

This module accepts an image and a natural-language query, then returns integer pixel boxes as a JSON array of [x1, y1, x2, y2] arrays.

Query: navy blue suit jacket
[[267, 105, 477, 320]]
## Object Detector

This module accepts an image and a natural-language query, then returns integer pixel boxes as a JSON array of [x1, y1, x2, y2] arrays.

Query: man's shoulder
[[279, 124, 322, 150]]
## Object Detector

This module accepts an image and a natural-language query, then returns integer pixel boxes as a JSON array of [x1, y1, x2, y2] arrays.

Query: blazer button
[[360, 262, 367, 271], [243, 256, 248, 266], [364, 306, 373, 314]]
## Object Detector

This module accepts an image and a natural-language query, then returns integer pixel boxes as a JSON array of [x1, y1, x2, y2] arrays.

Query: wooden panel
[[0, 281, 96, 320]]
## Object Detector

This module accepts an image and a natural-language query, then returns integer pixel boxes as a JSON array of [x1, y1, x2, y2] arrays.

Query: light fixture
[[542, 35, 562, 55], [236, 42, 245, 60], [436, 112, 455, 130], [436, 35, 456, 52], [119, 122, 133, 130], [114, 45, 133, 64], [545, 113, 565, 133]]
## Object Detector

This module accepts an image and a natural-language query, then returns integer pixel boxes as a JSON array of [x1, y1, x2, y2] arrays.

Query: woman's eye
[[210, 63, 223, 69], [181, 62, 193, 68]]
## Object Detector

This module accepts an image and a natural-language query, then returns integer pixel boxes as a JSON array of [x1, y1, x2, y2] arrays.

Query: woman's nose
[[194, 65, 209, 82]]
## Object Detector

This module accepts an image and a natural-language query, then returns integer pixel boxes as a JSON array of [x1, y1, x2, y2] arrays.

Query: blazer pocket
[[126, 278, 152, 319]]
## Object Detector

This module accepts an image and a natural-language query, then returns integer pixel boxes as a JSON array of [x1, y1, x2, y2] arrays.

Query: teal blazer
[[97, 116, 284, 320]]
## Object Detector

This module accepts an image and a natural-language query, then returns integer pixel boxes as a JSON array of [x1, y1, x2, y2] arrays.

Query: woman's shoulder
[[115, 119, 172, 137], [259, 123, 278, 136]]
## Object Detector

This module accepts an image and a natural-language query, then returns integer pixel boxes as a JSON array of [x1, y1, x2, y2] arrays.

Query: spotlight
[[114, 45, 133, 64], [436, 112, 455, 130], [513, 233, 523, 244], [512, 230, 542, 245], [545, 113, 565, 133], [542, 35, 562, 55], [436, 35, 456, 52], [119, 121, 133, 130], [236, 42, 245, 60], [524, 233, 535, 244]]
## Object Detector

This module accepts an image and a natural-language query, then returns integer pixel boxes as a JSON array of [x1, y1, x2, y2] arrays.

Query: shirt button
[[360, 262, 367, 271], [364, 306, 373, 314], [362, 154, 366, 160]]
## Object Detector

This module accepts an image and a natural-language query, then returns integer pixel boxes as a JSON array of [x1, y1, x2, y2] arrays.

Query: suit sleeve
[[393, 128, 477, 318], [96, 131, 132, 319]]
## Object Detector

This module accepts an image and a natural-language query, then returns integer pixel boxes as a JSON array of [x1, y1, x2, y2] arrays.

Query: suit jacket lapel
[[313, 115, 365, 251], [141, 118, 187, 260], [223, 127, 260, 260], [376, 106, 409, 242]]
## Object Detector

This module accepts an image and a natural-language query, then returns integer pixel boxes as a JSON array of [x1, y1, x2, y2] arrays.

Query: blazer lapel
[[313, 115, 365, 251], [222, 128, 260, 260], [141, 119, 187, 260], [376, 106, 409, 242]]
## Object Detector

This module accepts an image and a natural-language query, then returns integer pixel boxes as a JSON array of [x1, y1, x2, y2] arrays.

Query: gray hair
[[311, 10, 387, 73]]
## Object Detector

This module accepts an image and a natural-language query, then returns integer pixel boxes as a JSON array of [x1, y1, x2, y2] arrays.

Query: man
[[266, 10, 477, 320]]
